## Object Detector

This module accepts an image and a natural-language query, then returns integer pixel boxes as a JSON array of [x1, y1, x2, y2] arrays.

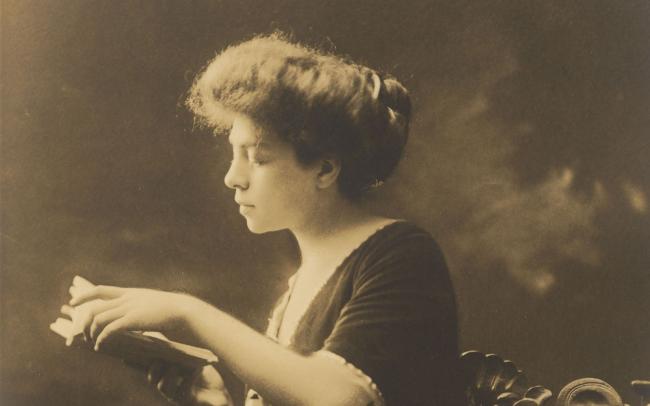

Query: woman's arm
[[181, 298, 378, 406], [68, 282, 378, 406]]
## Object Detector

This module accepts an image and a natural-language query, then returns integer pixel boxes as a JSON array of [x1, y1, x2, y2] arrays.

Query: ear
[[315, 158, 341, 190]]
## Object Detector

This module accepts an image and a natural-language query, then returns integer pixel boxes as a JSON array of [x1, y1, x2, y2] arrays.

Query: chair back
[[460, 350, 553, 406]]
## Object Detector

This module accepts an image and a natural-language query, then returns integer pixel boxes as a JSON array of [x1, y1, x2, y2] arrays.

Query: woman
[[66, 33, 462, 405]]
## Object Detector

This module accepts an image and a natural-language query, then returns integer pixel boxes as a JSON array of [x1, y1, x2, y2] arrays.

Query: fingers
[[60, 304, 75, 318], [70, 298, 121, 343], [69, 285, 124, 306], [157, 364, 185, 402], [94, 315, 136, 350], [191, 366, 231, 406], [59, 304, 77, 346], [193, 367, 231, 406], [89, 305, 128, 341], [60, 277, 133, 349], [177, 367, 200, 404], [147, 364, 231, 406], [72, 275, 94, 289], [147, 360, 165, 385], [68, 285, 86, 300], [197, 365, 226, 390], [193, 388, 232, 406]]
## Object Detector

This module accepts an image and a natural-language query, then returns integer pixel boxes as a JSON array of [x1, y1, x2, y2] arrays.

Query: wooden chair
[[461, 350, 647, 406], [631, 380, 650, 406], [460, 350, 553, 406], [555, 378, 624, 406]]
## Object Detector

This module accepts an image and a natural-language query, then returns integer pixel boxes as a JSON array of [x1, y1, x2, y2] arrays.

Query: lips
[[239, 205, 254, 216], [235, 199, 254, 216]]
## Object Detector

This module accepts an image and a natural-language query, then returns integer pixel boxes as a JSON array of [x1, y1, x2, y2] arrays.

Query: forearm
[[178, 297, 372, 406]]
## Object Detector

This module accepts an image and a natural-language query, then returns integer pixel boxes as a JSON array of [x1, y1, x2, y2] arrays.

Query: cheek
[[271, 169, 315, 206]]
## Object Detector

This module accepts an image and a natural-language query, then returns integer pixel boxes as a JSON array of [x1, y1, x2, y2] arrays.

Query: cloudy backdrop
[[2, 1, 649, 404]]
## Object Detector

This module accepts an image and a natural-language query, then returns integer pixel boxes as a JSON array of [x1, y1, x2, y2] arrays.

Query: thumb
[[193, 388, 232, 406]]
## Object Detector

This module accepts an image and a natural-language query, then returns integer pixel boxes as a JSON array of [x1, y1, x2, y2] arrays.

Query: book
[[50, 276, 218, 371]]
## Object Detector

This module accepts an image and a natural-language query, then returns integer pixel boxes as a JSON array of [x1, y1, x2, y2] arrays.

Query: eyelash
[[229, 157, 267, 166]]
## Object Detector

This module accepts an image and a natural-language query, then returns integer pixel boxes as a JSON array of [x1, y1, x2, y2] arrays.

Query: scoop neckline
[[327, 218, 407, 273], [278, 219, 409, 344], [289, 218, 408, 286]]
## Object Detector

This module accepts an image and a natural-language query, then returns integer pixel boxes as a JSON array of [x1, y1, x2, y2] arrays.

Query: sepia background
[[2, 1, 649, 405]]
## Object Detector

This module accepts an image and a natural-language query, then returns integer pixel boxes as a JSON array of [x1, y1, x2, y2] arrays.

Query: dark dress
[[255, 221, 463, 405]]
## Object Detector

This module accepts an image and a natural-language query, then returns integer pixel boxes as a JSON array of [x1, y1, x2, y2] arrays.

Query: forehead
[[228, 116, 278, 150]]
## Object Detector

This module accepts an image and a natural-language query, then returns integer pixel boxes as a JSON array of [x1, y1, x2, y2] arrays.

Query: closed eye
[[248, 150, 271, 166]]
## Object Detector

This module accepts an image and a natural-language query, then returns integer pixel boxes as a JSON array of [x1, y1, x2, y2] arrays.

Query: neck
[[290, 197, 383, 270]]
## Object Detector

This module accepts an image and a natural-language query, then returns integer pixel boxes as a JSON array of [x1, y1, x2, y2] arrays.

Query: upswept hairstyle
[[187, 32, 411, 199]]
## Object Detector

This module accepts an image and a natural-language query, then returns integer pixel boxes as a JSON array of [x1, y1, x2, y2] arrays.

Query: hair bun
[[379, 77, 412, 121], [363, 75, 411, 188]]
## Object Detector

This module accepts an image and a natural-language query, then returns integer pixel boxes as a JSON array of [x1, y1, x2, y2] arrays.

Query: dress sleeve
[[322, 234, 459, 404]]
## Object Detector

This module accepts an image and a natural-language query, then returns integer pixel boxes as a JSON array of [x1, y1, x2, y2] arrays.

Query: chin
[[244, 219, 280, 234]]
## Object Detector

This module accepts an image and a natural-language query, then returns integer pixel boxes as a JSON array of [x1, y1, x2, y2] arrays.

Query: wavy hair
[[187, 32, 411, 199]]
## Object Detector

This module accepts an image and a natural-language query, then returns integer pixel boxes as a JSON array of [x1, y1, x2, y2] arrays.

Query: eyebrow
[[250, 141, 271, 149], [240, 145, 270, 157], [227, 135, 269, 148]]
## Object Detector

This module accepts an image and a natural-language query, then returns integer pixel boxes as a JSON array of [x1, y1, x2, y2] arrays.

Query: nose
[[224, 159, 249, 190]]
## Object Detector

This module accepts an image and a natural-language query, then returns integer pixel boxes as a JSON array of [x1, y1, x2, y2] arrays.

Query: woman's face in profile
[[224, 115, 320, 234]]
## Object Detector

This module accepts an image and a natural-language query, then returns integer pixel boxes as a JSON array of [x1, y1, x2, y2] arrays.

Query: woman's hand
[[147, 362, 233, 406], [66, 277, 199, 350]]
